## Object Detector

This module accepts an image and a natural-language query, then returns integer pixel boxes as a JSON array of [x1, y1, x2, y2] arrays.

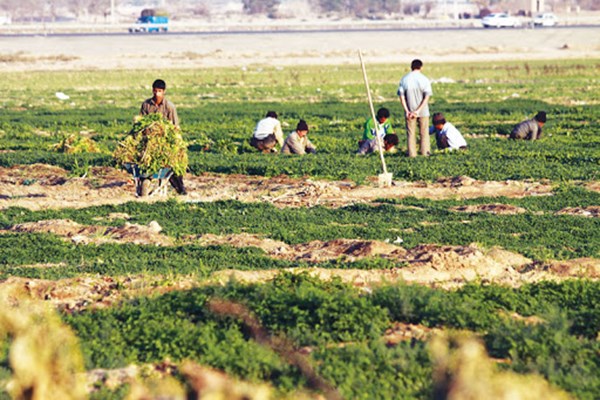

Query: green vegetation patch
[[1, 186, 598, 266], [60, 273, 600, 399], [1, 60, 599, 183]]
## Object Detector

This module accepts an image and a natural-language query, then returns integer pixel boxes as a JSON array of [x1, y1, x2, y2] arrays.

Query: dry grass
[[0, 52, 79, 63], [0, 285, 87, 400], [430, 332, 571, 400]]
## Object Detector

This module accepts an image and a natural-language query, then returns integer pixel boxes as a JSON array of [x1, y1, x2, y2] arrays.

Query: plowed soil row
[[3, 164, 600, 211], [3, 218, 598, 314]]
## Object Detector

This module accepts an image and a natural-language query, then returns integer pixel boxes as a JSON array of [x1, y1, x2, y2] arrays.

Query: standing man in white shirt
[[397, 59, 433, 157], [250, 111, 284, 153], [431, 113, 467, 151]]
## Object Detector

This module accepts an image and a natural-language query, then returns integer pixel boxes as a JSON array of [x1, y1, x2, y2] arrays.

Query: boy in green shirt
[[357, 107, 398, 155]]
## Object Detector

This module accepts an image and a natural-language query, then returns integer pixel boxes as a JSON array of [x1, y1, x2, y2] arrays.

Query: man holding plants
[[140, 79, 187, 195], [397, 59, 432, 157], [510, 111, 547, 141], [281, 120, 316, 155]]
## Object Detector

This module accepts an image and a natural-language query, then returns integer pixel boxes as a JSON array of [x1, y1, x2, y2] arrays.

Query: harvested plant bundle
[[50, 133, 102, 154], [114, 113, 188, 176]]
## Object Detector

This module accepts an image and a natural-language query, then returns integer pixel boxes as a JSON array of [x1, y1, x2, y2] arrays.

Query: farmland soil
[[2, 165, 599, 305], [0, 165, 579, 211]]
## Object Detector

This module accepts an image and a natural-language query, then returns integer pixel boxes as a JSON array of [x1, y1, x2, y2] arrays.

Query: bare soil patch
[[1, 241, 597, 315], [450, 203, 528, 215], [556, 206, 600, 218], [1, 275, 199, 312], [210, 243, 600, 288], [0, 165, 566, 211], [383, 322, 443, 346], [8, 219, 172, 246], [1, 28, 599, 72]]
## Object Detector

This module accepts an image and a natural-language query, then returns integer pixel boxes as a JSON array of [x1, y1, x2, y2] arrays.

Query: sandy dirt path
[[1, 27, 599, 72]]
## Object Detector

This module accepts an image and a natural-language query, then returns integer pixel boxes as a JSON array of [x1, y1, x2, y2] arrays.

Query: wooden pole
[[358, 50, 390, 181]]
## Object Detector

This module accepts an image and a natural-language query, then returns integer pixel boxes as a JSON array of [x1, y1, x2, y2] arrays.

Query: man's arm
[[140, 100, 149, 116], [168, 101, 180, 129], [399, 95, 413, 119], [274, 122, 284, 147], [413, 94, 430, 117], [533, 123, 542, 140], [306, 137, 316, 154]]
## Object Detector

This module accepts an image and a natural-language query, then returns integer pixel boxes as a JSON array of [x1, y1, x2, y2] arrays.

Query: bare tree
[[66, 0, 106, 19], [242, 0, 281, 15], [311, 0, 402, 15]]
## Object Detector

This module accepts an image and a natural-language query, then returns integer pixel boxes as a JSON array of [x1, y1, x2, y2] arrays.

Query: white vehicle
[[533, 13, 558, 27], [482, 13, 520, 28]]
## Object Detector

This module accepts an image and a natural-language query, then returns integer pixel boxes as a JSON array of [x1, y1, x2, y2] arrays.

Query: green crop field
[[0, 59, 599, 399]]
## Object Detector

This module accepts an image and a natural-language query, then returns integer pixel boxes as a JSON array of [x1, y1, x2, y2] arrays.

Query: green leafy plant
[[113, 113, 188, 176]]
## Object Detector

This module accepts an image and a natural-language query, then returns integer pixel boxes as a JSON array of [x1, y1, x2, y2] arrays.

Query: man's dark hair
[[432, 112, 446, 125], [411, 59, 423, 70], [296, 119, 309, 132], [376, 108, 390, 119], [534, 111, 547, 123], [266, 111, 278, 119], [384, 134, 399, 146], [152, 79, 166, 90]]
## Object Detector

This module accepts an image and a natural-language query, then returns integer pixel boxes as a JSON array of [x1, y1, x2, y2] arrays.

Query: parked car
[[533, 13, 558, 27], [481, 13, 520, 28]]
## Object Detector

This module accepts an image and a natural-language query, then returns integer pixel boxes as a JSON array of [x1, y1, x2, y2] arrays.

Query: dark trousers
[[436, 134, 450, 150], [169, 174, 186, 194], [250, 134, 277, 151]]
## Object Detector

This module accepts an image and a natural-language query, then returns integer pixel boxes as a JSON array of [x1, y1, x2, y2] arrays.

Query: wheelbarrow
[[124, 163, 173, 197]]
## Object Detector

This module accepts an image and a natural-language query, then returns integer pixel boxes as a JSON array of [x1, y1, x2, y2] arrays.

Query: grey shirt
[[510, 119, 542, 140], [140, 97, 179, 127], [397, 71, 433, 117], [281, 131, 316, 155]]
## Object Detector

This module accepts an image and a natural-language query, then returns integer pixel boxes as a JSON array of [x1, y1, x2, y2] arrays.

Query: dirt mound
[[212, 244, 598, 288], [543, 258, 600, 278], [5, 163, 68, 179], [450, 204, 528, 215], [400, 245, 532, 287], [211, 243, 534, 288], [286, 239, 407, 262], [1, 275, 198, 312], [0, 165, 136, 210], [6, 218, 598, 287], [556, 206, 600, 218], [192, 234, 407, 262], [9, 219, 173, 246], [437, 175, 478, 187], [384, 322, 443, 346]]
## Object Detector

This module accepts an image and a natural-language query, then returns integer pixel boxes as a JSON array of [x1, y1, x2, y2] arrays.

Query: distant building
[[515, 0, 546, 14], [431, 0, 479, 19]]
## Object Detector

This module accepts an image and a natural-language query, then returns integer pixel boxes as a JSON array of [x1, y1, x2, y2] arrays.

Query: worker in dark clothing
[[510, 111, 547, 141]]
